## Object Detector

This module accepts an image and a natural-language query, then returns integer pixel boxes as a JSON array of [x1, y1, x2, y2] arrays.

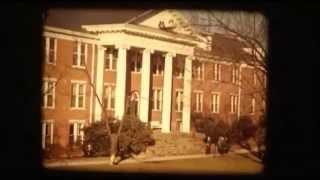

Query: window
[[174, 60, 184, 79], [69, 120, 85, 145], [230, 95, 238, 113], [72, 42, 87, 68], [105, 48, 117, 71], [152, 55, 164, 75], [232, 66, 240, 84], [194, 91, 203, 112], [176, 90, 184, 112], [130, 51, 142, 73], [42, 78, 56, 109], [44, 37, 57, 64], [211, 93, 220, 113], [213, 63, 221, 81], [71, 82, 86, 109], [193, 62, 204, 80], [42, 120, 54, 149], [103, 84, 115, 110], [151, 88, 162, 111], [250, 97, 255, 114], [253, 71, 257, 85]]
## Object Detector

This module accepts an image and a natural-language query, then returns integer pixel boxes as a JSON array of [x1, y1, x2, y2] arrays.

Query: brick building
[[41, 9, 266, 149]]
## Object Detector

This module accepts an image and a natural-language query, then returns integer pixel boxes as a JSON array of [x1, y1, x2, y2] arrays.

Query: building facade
[[42, 9, 266, 149]]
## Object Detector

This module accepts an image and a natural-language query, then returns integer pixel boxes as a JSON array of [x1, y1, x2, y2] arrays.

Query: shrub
[[83, 115, 155, 158], [43, 144, 67, 159]]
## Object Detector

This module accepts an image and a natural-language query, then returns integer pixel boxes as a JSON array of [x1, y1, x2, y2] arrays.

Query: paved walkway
[[44, 149, 252, 168]]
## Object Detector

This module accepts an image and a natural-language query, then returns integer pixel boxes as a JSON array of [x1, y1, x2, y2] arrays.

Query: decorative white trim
[[44, 26, 98, 39]]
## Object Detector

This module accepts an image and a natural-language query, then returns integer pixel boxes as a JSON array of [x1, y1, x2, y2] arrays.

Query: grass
[[50, 154, 263, 175]]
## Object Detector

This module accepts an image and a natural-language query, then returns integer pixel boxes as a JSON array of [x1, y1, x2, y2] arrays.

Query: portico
[[83, 23, 199, 133]]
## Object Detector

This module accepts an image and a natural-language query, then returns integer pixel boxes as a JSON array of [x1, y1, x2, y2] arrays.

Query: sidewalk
[[44, 149, 250, 168]]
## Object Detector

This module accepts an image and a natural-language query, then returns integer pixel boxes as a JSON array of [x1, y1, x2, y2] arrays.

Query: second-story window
[[130, 51, 142, 73], [42, 78, 56, 109], [232, 66, 240, 84], [192, 62, 204, 80], [152, 55, 164, 75], [174, 59, 184, 79], [103, 85, 115, 110], [213, 63, 221, 81], [194, 91, 203, 112], [72, 42, 87, 68], [105, 48, 117, 71], [71, 82, 86, 109], [175, 90, 184, 112], [44, 37, 57, 64]]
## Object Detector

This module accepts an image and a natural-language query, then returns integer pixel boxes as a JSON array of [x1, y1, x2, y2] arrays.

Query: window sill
[[152, 110, 161, 112], [46, 62, 56, 66], [42, 106, 55, 110], [70, 107, 86, 110], [131, 72, 141, 74], [72, 65, 86, 70], [153, 74, 163, 77], [105, 69, 116, 72]]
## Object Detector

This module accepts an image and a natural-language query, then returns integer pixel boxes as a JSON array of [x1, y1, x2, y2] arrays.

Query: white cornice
[[44, 26, 99, 40]]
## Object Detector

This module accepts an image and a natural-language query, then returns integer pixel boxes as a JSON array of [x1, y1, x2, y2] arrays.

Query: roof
[[195, 33, 253, 63], [44, 8, 146, 33]]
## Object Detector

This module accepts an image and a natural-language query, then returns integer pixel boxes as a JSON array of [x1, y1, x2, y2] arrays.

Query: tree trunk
[[109, 133, 118, 165]]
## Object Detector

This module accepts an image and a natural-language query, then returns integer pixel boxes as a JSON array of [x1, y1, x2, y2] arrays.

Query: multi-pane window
[[151, 88, 162, 111], [103, 85, 115, 110], [250, 97, 256, 114], [230, 95, 239, 113], [174, 60, 184, 78], [72, 42, 87, 68], [192, 62, 204, 80], [42, 120, 54, 149], [44, 37, 57, 64], [213, 63, 221, 81], [176, 90, 184, 112], [105, 48, 117, 71], [130, 51, 142, 73], [71, 82, 86, 109], [194, 91, 203, 112], [152, 55, 164, 75], [69, 120, 84, 145], [232, 66, 240, 84], [211, 93, 220, 113], [42, 79, 56, 109]]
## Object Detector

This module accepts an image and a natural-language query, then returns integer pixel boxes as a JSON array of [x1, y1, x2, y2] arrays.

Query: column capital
[[115, 44, 130, 50], [143, 48, 154, 54], [164, 52, 176, 58], [186, 55, 195, 61]]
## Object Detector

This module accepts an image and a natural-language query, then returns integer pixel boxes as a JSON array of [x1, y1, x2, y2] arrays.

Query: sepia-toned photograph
[[41, 8, 267, 175]]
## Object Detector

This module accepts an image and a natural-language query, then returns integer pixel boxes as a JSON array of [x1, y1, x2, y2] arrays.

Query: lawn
[[50, 154, 263, 175]]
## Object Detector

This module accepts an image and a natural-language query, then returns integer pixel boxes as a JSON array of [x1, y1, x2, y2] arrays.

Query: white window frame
[[72, 41, 88, 69], [69, 120, 85, 145], [42, 77, 56, 109], [152, 88, 162, 111], [70, 80, 86, 110], [104, 83, 116, 110], [131, 51, 141, 73], [44, 37, 57, 65], [213, 63, 221, 81], [232, 66, 240, 84], [211, 92, 220, 113], [152, 55, 164, 76], [194, 90, 203, 112], [195, 63, 204, 80], [104, 49, 117, 71], [175, 89, 184, 112], [42, 120, 54, 149], [230, 94, 239, 113]]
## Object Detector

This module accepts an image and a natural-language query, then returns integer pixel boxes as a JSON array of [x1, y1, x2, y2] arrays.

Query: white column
[[94, 45, 105, 122], [50, 123, 54, 144], [237, 64, 242, 121], [140, 49, 154, 123], [114, 44, 130, 120], [89, 45, 95, 124], [73, 123, 77, 144], [161, 52, 175, 133], [182, 56, 193, 133]]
